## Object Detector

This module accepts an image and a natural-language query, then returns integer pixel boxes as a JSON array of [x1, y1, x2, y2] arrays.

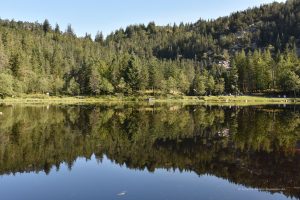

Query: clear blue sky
[[0, 0, 285, 37]]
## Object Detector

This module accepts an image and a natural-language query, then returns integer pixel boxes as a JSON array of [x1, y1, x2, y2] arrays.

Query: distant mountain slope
[[106, 0, 299, 60]]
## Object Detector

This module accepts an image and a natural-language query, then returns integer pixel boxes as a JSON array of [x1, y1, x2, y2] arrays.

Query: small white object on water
[[117, 191, 127, 196], [0, 112, 3, 115]]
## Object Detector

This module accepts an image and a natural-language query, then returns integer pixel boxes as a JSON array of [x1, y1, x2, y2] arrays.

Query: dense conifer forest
[[0, 0, 299, 97]]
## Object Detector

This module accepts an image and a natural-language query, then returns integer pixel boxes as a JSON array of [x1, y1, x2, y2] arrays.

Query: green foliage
[[206, 75, 215, 95], [0, 0, 299, 96], [52, 77, 64, 95], [0, 38, 8, 71], [95, 31, 104, 44], [214, 78, 225, 95], [123, 55, 143, 93], [229, 60, 239, 95], [43, 19, 51, 34], [66, 24, 75, 36], [0, 73, 14, 98], [67, 77, 80, 95], [9, 53, 21, 77], [88, 60, 114, 95], [192, 72, 207, 95]]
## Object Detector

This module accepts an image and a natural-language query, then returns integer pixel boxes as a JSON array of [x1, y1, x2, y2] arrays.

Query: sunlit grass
[[1, 94, 300, 105]]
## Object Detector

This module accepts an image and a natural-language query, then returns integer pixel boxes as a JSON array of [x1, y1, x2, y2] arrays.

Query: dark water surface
[[0, 104, 299, 200]]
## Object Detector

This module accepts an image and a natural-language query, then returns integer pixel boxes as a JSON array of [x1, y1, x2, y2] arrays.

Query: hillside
[[0, 0, 299, 98]]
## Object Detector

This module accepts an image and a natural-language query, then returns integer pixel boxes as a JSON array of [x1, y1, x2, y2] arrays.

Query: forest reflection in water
[[0, 104, 300, 199]]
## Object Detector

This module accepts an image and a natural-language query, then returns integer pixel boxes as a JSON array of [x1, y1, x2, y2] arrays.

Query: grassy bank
[[0, 94, 203, 105], [202, 96, 300, 103], [0, 94, 300, 105]]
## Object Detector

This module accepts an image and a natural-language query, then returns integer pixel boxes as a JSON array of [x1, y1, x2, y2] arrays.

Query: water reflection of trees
[[0, 105, 300, 198]]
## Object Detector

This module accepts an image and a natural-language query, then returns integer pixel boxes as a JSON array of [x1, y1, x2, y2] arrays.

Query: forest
[[0, 0, 299, 98]]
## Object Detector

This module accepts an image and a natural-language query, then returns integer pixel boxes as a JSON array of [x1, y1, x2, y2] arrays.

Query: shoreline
[[1, 95, 300, 105]]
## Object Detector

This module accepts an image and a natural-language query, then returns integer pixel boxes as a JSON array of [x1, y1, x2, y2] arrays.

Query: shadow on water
[[0, 104, 300, 198]]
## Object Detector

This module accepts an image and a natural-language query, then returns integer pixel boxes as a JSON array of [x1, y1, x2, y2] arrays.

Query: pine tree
[[43, 19, 51, 34], [95, 31, 104, 44], [9, 53, 21, 77], [67, 77, 80, 95], [0, 73, 14, 98], [66, 24, 75, 37], [0, 37, 8, 71], [55, 24, 61, 33], [229, 60, 239, 95], [123, 55, 142, 92], [192, 72, 206, 96]]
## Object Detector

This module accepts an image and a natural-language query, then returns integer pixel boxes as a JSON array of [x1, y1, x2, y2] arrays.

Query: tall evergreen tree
[[43, 19, 51, 34]]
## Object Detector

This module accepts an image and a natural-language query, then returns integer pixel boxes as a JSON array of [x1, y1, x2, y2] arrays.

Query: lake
[[0, 104, 299, 200]]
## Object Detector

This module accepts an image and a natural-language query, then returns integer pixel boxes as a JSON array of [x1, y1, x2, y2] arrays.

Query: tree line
[[0, 0, 299, 97]]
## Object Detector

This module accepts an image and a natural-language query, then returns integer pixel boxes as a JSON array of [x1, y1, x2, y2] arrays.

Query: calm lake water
[[0, 104, 299, 200]]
